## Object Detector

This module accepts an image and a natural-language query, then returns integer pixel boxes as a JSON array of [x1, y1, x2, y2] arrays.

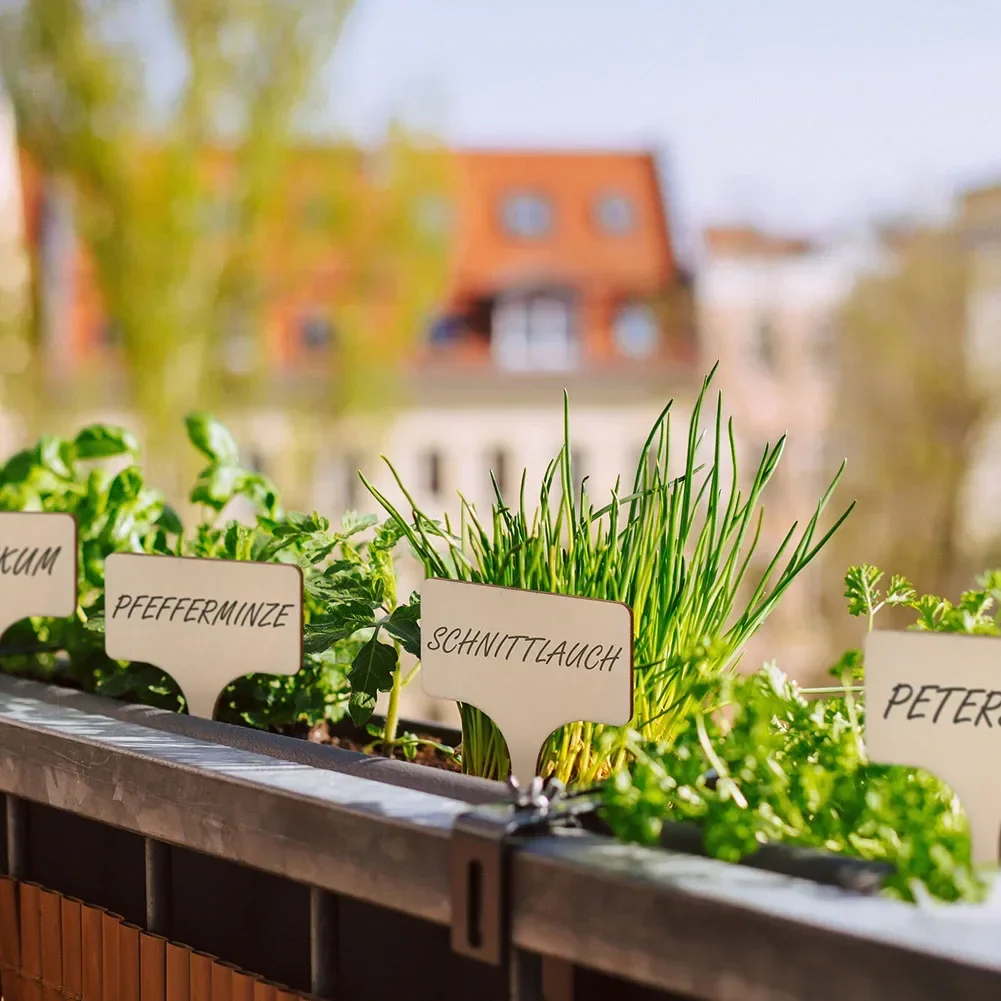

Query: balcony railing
[[0, 674, 998, 1001]]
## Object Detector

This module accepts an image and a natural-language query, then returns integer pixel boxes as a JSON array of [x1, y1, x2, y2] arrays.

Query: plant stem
[[383, 641, 402, 746], [840, 669, 867, 763]]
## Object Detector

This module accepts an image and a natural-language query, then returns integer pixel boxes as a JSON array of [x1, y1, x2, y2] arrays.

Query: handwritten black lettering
[[932, 686, 964, 723], [475, 631, 499, 657], [504, 635, 527, 659], [106, 593, 296, 629], [907, 684, 937, 720], [0, 544, 67, 577], [882, 683, 914, 719], [0, 545, 58, 576], [237, 601, 257, 627], [954, 688, 986, 725], [522, 637, 544, 661], [975, 690, 1001, 728], [111, 594, 133, 619], [599, 646, 622, 672], [880, 682, 1001, 729], [214, 600, 238, 626], [35, 546, 61, 576], [422, 622, 625, 672], [457, 628, 481, 656], [546, 640, 567, 665], [12, 548, 34, 575]]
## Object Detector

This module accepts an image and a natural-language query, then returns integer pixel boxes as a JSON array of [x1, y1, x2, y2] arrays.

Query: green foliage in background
[[823, 227, 984, 647], [0, 0, 452, 510], [601, 565, 999, 904], [365, 366, 853, 784]]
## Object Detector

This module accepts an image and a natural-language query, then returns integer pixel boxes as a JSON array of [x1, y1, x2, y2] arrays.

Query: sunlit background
[[2, 0, 1001, 722]]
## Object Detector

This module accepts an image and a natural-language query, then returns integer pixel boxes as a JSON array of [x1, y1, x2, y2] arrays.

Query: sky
[[325, 0, 1001, 248]]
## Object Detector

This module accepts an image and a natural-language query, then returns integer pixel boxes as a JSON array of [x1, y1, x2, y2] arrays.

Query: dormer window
[[595, 192, 635, 234], [613, 303, 659, 358], [501, 192, 552, 238]]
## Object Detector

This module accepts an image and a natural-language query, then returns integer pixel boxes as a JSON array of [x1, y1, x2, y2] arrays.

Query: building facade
[[7, 134, 701, 724], [695, 225, 879, 682]]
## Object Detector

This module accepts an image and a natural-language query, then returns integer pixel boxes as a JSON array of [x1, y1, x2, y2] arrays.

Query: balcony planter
[[0, 679, 998, 1001], [0, 675, 895, 896]]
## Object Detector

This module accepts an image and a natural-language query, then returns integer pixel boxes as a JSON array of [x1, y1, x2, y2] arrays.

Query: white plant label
[[420, 578, 634, 784], [0, 512, 77, 638], [865, 629, 1001, 865], [104, 552, 303, 719]]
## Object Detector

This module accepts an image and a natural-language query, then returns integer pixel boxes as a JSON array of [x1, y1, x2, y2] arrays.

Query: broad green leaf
[[73, 425, 140, 460], [348, 689, 377, 727], [384, 601, 420, 657], [157, 504, 184, 536], [190, 464, 242, 511], [348, 634, 397, 698], [235, 474, 282, 519], [40, 436, 73, 479], [303, 601, 375, 653], [341, 511, 378, 536], [284, 510, 330, 534], [108, 466, 144, 505], [372, 517, 407, 551], [0, 448, 38, 486], [185, 412, 240, 465], [84, 615, 106, 634], [256, 535, 299, 562]]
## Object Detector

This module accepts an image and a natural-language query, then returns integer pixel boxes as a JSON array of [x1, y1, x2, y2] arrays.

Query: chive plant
[[363, 367, 854, 784]]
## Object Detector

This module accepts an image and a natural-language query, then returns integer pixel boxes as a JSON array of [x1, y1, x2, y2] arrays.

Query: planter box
[[0, 676, 998, 1001]]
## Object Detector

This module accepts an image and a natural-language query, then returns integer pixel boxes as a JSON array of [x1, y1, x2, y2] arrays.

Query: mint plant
[[0, 413, 423, 748]]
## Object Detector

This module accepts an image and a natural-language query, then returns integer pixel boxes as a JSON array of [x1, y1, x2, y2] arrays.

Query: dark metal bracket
[[450, 776, 598, 968]]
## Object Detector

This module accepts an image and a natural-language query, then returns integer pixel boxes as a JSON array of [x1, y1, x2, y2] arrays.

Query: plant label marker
[[104, 553, 303, 719], [0, 513, 77, 638], [420, 578, 634, 784], [865, 629, 1001, 865]]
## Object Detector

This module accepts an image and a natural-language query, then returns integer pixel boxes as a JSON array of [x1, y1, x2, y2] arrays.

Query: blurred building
[[8, 137, 699, 722], [957, 182, 1001, 562], [696, 224, 879, 681], [322, 150, 697, 522], [326, 150, 700, 722]]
